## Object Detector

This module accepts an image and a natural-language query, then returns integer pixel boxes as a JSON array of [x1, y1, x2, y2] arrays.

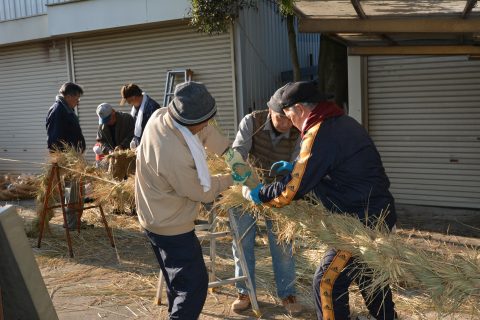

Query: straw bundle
[[106, 149, 136, 181], [214, 185, 480, 314], [205, 157, 480, 313], [0, 174, 39, 200], [34, 147, 137, 233]]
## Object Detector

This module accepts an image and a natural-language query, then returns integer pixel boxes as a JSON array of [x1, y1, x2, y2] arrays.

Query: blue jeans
[[230, 208, 296, 299]]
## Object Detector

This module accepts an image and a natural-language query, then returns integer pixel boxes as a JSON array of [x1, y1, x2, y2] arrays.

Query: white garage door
[[0, 41, 69, 174], [368, 56, 480, 209], [71, 23, 236, 161]]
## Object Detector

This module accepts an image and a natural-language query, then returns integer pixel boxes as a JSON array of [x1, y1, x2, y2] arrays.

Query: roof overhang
[[294, 0, 480, 56]]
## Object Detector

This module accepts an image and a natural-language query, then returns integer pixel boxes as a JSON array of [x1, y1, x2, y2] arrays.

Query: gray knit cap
[[167, 81, 216, 126]]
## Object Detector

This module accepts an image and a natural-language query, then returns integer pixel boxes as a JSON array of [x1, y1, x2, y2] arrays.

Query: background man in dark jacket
[[95, 103, 134, 155], [46, 82, 89, 230], [120, 83, 160, 149], [46, 82, 85, 152]]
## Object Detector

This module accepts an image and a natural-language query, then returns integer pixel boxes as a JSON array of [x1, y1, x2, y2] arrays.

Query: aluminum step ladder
[[163, 69, 193, 107], [154, 210, 261, 317]]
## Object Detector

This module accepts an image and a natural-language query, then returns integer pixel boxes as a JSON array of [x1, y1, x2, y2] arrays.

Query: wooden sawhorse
[[36, 163, 115, 258]]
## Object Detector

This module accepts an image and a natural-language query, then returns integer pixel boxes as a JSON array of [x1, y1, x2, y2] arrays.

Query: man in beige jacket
[[135, 81, 250, 319]]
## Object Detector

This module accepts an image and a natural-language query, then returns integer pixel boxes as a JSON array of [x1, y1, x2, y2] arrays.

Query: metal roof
[[294, 0, 480, 55]]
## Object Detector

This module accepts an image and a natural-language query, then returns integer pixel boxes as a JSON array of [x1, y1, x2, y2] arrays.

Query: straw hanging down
[[206, 153, 480, 315]]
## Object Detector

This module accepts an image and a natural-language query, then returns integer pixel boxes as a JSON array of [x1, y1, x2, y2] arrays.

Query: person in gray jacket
[[95, 103, 135, 155]]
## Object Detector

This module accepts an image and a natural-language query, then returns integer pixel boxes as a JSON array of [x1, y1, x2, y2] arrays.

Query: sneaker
[[83, 197, 95, 204], [231, 293, 251, 313], [282, 295, 302, 314]]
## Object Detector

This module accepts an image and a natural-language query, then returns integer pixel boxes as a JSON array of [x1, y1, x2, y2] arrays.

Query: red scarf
[[302, 101, 345, 137]]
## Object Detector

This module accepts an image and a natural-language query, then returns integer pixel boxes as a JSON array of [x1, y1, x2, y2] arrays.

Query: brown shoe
[[282, 295, 302, 314], [231, 293, 251, 313]]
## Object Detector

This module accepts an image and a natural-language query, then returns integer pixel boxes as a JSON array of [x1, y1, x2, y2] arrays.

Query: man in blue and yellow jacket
[[244, 80, 397, 320]]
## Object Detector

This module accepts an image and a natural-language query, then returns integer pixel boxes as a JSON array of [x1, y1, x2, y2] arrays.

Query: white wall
[[47, 0, 190, 36], [0, 0, 190, 46], [0, 14, 48, 45]]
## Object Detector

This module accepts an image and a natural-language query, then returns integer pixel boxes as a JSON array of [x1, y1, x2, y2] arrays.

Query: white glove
[[242, 185, 253, 201], [241, 184, 263, 204], [130, 139, 138, 149], [93, 145, 102, 155]]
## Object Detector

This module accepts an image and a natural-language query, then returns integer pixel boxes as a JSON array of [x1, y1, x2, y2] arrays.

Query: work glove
[[242, 184, 263, 205], [93, 145, 102, 155], [270, 161, 293, 176], [223, 148, 252, 185], [129, 139, 137, 150]]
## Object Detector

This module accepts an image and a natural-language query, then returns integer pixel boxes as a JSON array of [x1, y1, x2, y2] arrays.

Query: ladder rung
[[195, 224, 211, 231], [208, 276, 247, 288], [197, 231, 230, 240]]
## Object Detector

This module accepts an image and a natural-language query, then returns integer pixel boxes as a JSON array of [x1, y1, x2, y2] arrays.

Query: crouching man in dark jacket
[[242, 81, 397, 320]]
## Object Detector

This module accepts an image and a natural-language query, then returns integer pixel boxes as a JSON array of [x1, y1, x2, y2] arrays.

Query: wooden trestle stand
[[37, 163, 115, 257]]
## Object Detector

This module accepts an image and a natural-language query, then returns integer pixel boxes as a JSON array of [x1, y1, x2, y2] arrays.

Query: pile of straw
[[0, 174, 38, 200]]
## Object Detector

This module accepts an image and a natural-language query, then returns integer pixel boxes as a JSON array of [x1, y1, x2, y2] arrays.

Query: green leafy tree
[[190, 0, 348, 105], [190, 0, 301, 81]]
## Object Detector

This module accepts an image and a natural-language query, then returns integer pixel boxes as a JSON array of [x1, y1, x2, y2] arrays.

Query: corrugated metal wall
[[0, 0, 67, 21], [0, 40, 68, 173], [236, 0, 320, 115], [71, 23, 236, 161], [367, 55, 480, 209]]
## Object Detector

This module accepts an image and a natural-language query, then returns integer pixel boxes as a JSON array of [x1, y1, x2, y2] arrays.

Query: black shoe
[[84, 197, 95, 204]]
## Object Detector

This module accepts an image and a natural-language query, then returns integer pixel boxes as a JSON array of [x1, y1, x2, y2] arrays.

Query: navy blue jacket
[[259, 114, 397, 229], [132, 95, 161, 145], [46, 97, 85, 153]]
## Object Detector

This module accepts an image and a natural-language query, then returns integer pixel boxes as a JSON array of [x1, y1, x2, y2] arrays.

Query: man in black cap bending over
[[135, 81, 254, 319], [242, 80, 397, 320]]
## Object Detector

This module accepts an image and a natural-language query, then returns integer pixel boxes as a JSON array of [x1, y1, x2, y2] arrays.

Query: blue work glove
[[242, 184, 263, 205], [270, 161, 293, 176]]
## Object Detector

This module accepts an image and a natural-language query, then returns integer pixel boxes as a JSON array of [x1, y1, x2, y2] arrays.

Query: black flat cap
[[280, 80, 334, 108], [266, 84, 288, 114]]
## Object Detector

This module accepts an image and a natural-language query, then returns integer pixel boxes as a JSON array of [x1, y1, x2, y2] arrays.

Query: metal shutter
[[71, 23, 235, 161], [0, 41, 68, 174], [368, 56, 480, 209]]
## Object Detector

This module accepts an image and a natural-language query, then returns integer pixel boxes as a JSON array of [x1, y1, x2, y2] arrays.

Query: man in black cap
[[242, 80, 397, 320], [135, 81, 252, 319]]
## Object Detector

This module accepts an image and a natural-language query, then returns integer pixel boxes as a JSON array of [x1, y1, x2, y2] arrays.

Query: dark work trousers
[[313, 248, 396, 320], [145, 229, 208, 320]]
